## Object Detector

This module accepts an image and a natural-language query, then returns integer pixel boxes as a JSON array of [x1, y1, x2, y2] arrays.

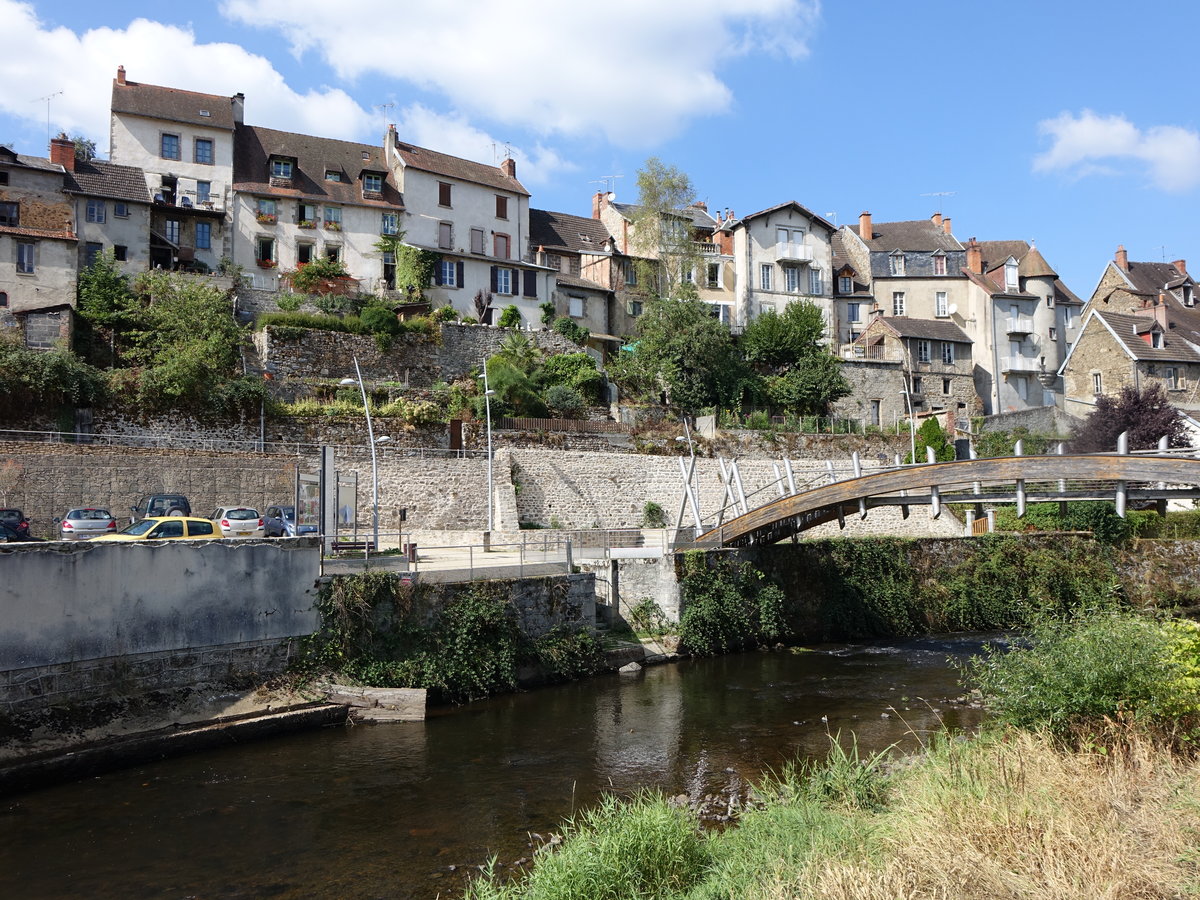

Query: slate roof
[[967, 239, 1082, 304], [556, 273, 609, 292], [111, 78, 236, 129], [862, 219, 963, 252], [831, 231, 872, 295], [530, 208, 612, 254], [609, 201, 717, 230], [1122, 260, 1192, 296], [64, 160, 151, 204], [393, 140, 528, 196], [1091, 309, 1200, 363], [0, 147, 61, 173], [233, 125, 404, 210], [736, 201, 835, 233], [873, 316, 972, 343]]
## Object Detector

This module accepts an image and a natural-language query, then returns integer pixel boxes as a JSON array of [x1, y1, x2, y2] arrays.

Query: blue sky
[[2, 0, 1198, 295]]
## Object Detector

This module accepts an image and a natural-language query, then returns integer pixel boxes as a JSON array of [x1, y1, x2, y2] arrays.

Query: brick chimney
[[49, 133, 75, 172], [1173, 259, 1187, 276], [232, 92, 245, 125], [116, 65, 126, 85], [592, 190, 606, 219], [1115, 244, 1129, 271], [942, 216, 952, 235], [692, 200, 707, 212], [500, 157, 516, 179], [931, 212, 942, 227], [858, 211, 872, 241], [966, 237, 983, 274]]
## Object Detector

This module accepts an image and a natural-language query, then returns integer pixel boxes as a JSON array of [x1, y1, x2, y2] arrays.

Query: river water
[[0, 635, 990, 899]]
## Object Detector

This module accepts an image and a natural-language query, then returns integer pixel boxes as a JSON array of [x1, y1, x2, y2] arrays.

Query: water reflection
[[0, 636, 988, 899]]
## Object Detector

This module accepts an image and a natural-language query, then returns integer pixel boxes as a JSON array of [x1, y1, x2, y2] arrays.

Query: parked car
[[211, 506, 265, 539], [264, 505, 318, 537], [0, 520, 41, 542], [130, 494, 191, 523], [0, 508, 31, 538], [92, 516, 220, 541], [56, 508, 118, 540]]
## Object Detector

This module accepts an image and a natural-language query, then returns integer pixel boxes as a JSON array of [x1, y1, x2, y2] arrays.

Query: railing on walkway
[[321, 534, 576, 582], [496, 417, 630, 434]]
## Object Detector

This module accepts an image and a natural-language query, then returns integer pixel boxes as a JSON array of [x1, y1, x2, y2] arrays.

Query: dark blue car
[[263, 505, 317, 538]]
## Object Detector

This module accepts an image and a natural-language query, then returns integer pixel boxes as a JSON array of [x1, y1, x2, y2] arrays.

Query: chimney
[[966, 237, 983, 275], [592, 190, 606, 219], [49, 133, 75, 172], [1173, 259, 1187, 276], [693, 200, 707, 212], [858, 211, 872, 241], [1115, 244, 1129, 271], [1157, 292, 1170, 330], [942, 216, 952, 235], [500, 157, 516, 179], [714, 210, 723, 225], [232, 92, 245, 125], [116, 65, 126, 85], [931, 212, 943, 227]]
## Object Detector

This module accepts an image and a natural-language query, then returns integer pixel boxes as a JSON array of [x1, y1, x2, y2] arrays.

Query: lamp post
[[478, 368, 496, 535], [900, 384, 917, 463], [340, 358, 389, 550]]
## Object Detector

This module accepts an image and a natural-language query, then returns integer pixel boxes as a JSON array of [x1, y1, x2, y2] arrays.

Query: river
[[0, 634, 991, 899]]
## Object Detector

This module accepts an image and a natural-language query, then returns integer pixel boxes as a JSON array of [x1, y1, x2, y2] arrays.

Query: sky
[[1, 0, 1198, 297]]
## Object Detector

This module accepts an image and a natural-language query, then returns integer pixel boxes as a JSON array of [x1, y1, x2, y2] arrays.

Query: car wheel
[[167, 508, 184, 516]]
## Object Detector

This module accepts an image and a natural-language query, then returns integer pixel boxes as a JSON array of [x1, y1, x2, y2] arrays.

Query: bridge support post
[[965, 509, 975, 536], [784, 458, 797, 495], [1116, 432, 1128, 518], [852, 452, 868, 519], [1058, 442, 1068, 517], [927, 446, 941, 518], [896, 453, 910, 518], [1014, 439, 1026, 517]]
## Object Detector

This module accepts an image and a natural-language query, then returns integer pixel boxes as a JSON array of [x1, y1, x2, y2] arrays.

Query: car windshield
[[70, 509, 111, 520], [225, 509, 259, 520], [121, 519, 160, 536], [278, 507, 296, 519]]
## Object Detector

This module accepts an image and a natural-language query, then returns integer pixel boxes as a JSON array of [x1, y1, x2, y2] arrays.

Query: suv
[[0, 508, 30, 538], [130, 494, 191, 523]]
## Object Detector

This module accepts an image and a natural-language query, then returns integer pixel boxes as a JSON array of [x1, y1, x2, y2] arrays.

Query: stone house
[[0, 144, 77, 343], [834, 314, 975, 431], [960, 238, 1083, 414], [109, 67, 235, 273], [831, 229, 875, 345], [727, 201, 835, 334]]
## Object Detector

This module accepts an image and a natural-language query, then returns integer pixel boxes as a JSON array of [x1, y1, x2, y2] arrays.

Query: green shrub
[[275, 292, 303, 312], [498, 305, 522, 328], [286, 256, 350, 294], [539, 352, 605, 400], [678, 553, 786, 655], [552, 315, 589, 345], [642, 500, 666, 528], [544, 384, 585, 418], [431, 304, 458, 323], [992, 501, 1144, 544], [360, 305, 401, 336], [539, 301, 556, 325]]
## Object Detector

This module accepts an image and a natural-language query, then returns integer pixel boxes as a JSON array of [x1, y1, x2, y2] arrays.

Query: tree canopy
[[739, 302, 851, 415], [1071, 384, 1190, 453], [629, 157, 702, 302]]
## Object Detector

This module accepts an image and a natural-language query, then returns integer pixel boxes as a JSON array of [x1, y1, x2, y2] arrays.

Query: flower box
[[323, 221, 342, 232], [256, 259, 277, 269], [256, 213, 278, 225], [298, 220, 316, 229]]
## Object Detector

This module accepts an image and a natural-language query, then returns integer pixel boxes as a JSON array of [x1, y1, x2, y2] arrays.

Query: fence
[[496, 417, 630, 434], [322, 535, 575, 582], [716, 411, 864, 434]]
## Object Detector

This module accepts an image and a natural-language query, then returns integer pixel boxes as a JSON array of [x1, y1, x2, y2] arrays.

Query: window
[[569, 296, 584, 318], [1047, 293, 1055, 308], [470, 227, 485, 254], [382, 251, 395, 289], [1152, 331, 1165, 349], [0, 172, 7, 185], [838, 275, 852, 294], [917, 339, 931, 363], [627, 298, 643, 316], [256, 198, 276, 221], [892, 291, 906, 316], [196, 182, 211, 205], [889, 252, 905, 276], [363, 173, 383, 193], [1005, 259, 1019, 290], [0, 292, 6, 307], [760, 264, 772, 291], [933, 254, 947, 276], [494, 233, 510, 259], [496, 196, 508, 219], [113, 245, 127, 262], [941, 342, 954, 364], [495, 266, 512, 294], [86, 199, 106, 223], [324, 244, 341, 262], [847, 301, 861, 323], [438, 221, 453, 250], [194, 138, 213, 165], [1092, 372, 1103, 394], [1064, 308, 1075, 328], [381, 212, 398, 235], [1166, 367, 1181, 390], [195, 221, 211, 250], [271, 158, 293, 179], [935, 291, 948, 317], [0, 202, 18, 226], [911, 376, 923, 396], [298, 203, 317, 226], [325, 170, 342, 182], [159, 175, 177, 205], [85, 242, 102, 266], [1049, 326, 1057, 341], [439, 260, 458, 287], [114, 201, 129, 218], [683, 267, 694, 284], [625, 263, 638, 285], [294, 242, 313, 264], [942, 377, 952, 395], [809, 267, 823, 294], [324, 207, 342, 230], [161, 133, 180, 160], [256, 236, 274, 263], [707, 262, 720, 288], [165, 219, 180, 245], [16, 242, 34, 274], [785, 267, 800, 292], [438, 182, 452, 207]]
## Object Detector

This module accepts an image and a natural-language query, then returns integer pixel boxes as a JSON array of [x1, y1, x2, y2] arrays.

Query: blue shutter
[[490, 266, 498, 292], [523, 270, 536, 298], [434, 262, 444, 285], [456, 261, 464, 287]]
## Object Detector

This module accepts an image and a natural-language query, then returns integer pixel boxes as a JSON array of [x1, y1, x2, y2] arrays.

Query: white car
[[210, 506, 265, 538]]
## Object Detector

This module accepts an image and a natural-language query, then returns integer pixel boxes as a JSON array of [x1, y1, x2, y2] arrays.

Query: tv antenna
[[491, 141, 515, 165], [32, 90, 63, 151], [589, 174, 623, 195], [824, 211, 837, 226], [374, 101, 395, 133], [919, 190, 956, 213]]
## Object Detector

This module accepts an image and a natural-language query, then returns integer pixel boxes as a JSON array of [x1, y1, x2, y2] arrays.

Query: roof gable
[[530, 208, 612, 254], [112, 78, 236, 130], [393, 140, 528, 196]]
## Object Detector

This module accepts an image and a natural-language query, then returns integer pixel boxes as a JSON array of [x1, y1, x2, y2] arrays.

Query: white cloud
[[218, 0, 822, 146], [0, 0, 372, 153], [1034, 110, 1200, 193], [395, 104, 577, 187]]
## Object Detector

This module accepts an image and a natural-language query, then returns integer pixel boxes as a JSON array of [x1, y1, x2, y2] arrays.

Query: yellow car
[[92, 516, 222, 541]]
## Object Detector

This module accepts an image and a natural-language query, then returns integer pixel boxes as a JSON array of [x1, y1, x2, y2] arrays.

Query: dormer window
[[325, 170, 342, 182], [1004, 258, 1019, 290], [1152, 330, 1165, 349], [889, 250, 905, 276], [1184, 286, 1195, 307], [932, 250, 947, 276], [271, 158, 293, 179], [363, 172, 383, 193], [838, 275, 853, 294]]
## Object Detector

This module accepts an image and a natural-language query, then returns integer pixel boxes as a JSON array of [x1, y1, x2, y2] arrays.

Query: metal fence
[[497, 417, 630, 434]]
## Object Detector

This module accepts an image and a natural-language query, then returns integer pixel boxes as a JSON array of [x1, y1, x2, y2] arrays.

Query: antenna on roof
[[825, 211, 837, 226], [374, 102, 395, 135], [589, 174, 623, 195], [919, 190, 956, 213], [32, 90, 63, 152]]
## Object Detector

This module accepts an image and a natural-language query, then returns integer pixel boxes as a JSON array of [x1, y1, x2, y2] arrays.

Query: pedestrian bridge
[[693, 452, 1200, 547]]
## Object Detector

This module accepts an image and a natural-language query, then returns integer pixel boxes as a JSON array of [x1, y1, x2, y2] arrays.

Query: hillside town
[[4, 67, 1198, 440]]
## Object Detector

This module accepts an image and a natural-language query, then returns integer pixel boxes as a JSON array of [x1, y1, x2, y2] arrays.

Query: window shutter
[[456, 261, 464, 287], [490, 266, 498, 292], [434, 264, 444, 286], [523, 270, 536, 298]]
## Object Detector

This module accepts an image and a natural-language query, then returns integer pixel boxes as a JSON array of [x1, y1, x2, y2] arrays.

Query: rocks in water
[[618, 662, 643, 675]]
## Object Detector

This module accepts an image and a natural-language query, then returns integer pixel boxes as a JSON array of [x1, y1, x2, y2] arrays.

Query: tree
[[629, 157, 702, 301], [70, 134, 97, 162], [1071, 384, 1190, 453], [740, 302, 849, 415], [76, 250, 141, 366], [906, 417, 956, 463]]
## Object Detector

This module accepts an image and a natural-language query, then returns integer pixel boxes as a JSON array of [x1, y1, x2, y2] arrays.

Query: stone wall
[[979, 406, 1079, 437]]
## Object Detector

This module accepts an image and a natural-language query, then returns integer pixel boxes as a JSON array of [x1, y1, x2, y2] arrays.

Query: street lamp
[[477, 368, 497, 534], [339, 358, 388, 550]]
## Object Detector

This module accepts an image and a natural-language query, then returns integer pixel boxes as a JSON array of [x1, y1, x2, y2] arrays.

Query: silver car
[[210, 507, 265, 539], [57, 508, 118, 540]]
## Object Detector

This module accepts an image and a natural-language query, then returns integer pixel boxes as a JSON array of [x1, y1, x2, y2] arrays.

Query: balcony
[[1001, 355, 1041, 374], [842, 343, 902, 362], [774, 241, 814, 264], [692, 241, 719, 255], [1005, 316, 1036, 336]]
